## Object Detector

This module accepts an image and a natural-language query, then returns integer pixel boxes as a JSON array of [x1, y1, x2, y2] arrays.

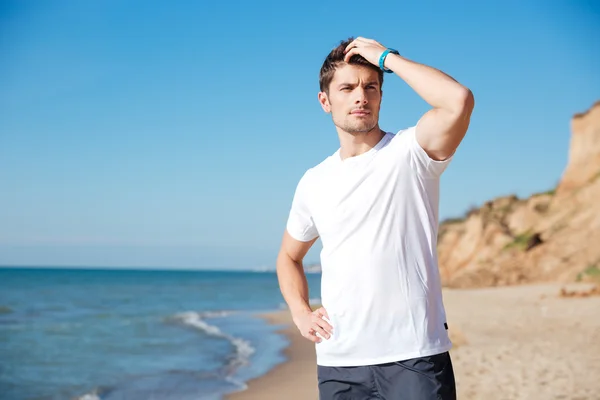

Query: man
[[276, 36, 474, 400]]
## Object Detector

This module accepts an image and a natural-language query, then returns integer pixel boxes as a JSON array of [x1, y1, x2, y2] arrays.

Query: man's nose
[[354, 88, 368, 104]]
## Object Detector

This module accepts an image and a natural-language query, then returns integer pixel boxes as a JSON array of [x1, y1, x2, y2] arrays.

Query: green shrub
[[576, 263, 600, 282], [503, 231, 534, 251]]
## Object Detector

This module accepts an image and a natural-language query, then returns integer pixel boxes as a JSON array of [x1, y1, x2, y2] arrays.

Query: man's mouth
[[350, 109, 370, 116]]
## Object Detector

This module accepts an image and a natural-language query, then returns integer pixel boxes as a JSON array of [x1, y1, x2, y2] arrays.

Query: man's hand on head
[[293, 306, 334, 344], [343, 37, 388, 66]]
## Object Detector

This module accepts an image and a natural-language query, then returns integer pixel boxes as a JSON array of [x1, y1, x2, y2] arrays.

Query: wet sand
[[226, 311, 318, 400]]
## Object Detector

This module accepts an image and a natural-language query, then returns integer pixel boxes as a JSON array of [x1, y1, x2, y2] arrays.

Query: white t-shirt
[[286, 126, 453, 367]]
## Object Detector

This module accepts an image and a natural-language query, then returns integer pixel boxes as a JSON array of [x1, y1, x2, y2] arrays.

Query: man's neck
[[337, 126, 385, 160]]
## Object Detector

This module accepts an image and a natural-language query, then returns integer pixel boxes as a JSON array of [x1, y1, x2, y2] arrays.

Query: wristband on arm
[[379, 48, 400, 73]]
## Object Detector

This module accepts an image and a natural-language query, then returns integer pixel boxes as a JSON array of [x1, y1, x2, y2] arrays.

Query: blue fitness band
[[379, 48, 399, 73]]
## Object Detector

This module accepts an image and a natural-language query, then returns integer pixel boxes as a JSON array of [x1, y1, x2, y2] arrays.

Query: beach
[[228, 283, 600, 400]]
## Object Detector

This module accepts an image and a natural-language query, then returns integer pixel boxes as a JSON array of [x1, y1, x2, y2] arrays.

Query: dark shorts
[[317, 351, 456, 400]]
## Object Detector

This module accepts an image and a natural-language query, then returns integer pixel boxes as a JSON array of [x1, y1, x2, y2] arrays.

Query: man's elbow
[[453, 87, 475, 117], [276, 247, 301, 274], [276, 249, 291, 271]]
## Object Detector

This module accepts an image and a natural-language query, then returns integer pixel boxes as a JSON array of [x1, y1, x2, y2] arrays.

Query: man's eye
[[367, 85, 376, 90], [341, 87, 351, 91]]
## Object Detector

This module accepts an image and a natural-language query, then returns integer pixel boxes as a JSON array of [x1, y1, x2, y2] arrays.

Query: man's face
[[319, 64, 382, 135]]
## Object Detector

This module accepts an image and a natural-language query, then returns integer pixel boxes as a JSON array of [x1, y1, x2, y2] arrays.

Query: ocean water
[[0, 267, 322, 400]]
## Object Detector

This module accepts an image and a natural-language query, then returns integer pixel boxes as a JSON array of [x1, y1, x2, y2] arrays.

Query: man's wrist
[[379, 48, 400, 73], [291, 304, 312, 321]]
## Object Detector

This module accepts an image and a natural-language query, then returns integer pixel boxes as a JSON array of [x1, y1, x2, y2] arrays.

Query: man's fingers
[[312, 322, 331, 339], [344, 40, 357, 54], [344, 48, 360, 63], [314, 308, 333, 330], [315, 306, 330, 320], [312, 310, 333, 334], [303, 330, 321, 343], [355, 37, 376, 46], [299, 307, 334, 343], [314, 317, 333, 334]]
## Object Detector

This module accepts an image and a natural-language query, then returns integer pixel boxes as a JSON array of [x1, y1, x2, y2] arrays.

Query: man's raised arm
[[343, 37, 475, 161]]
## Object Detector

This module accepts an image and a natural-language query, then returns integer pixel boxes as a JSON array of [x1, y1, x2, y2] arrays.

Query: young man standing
[[276, 37, 474, 399]]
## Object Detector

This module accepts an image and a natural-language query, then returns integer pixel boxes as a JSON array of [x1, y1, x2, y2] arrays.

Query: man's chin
[[333, 117, 378, 135], [346, 124, 377, 135]]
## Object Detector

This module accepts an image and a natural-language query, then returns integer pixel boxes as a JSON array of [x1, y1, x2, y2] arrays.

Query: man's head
[[318, 38, 384, 135]]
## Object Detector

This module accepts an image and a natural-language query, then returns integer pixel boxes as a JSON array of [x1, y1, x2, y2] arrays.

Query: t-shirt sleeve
[[397, 125, 454, 179], [286, 170, 319, 242]]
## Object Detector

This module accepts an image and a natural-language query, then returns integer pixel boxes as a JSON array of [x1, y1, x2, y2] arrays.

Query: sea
[[0, 267, 322, 400]]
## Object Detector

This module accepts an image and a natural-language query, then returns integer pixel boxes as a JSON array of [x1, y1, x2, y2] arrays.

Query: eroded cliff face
[[439, 101, 600, 288], [557, 102, 600, 194]]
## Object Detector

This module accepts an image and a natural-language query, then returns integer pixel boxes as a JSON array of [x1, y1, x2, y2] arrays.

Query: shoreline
[[226, 310, 318, 400], [226, 283, 600, 400]]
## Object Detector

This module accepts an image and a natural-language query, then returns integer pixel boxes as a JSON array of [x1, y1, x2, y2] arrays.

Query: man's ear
[[318, 91, 331, 113]]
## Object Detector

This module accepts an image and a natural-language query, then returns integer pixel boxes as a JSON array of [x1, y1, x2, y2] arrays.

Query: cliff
[[439, 101, 600, 288]]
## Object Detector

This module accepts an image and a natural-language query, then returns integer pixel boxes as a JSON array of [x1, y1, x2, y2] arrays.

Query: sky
[[1, 0, 599, 270]]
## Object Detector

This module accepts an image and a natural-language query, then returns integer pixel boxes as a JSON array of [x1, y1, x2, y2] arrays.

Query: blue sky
[[1, 1, 599, 269]]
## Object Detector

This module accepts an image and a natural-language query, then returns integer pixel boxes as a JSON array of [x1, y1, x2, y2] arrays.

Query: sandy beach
[[227, 283, 600, 400]]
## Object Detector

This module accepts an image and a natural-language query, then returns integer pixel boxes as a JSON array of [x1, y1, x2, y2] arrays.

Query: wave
[[76, 310, 257, 400], [76, 390, 101, 400], [172, 311, 255, 376]]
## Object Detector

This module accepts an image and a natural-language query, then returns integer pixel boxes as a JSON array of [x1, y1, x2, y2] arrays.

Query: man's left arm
[[384, 53, 475, 161], [344, 37, 475, 161]]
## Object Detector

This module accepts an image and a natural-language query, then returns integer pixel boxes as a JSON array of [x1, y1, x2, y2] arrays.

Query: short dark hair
[[319, 37, 384, 94]]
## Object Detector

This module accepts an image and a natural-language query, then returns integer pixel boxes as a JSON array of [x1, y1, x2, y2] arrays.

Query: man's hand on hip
[[293, 306, 334, 343]]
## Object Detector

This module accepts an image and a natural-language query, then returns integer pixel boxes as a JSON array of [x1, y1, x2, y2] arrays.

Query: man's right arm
[[276, 230, 333, 343]]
